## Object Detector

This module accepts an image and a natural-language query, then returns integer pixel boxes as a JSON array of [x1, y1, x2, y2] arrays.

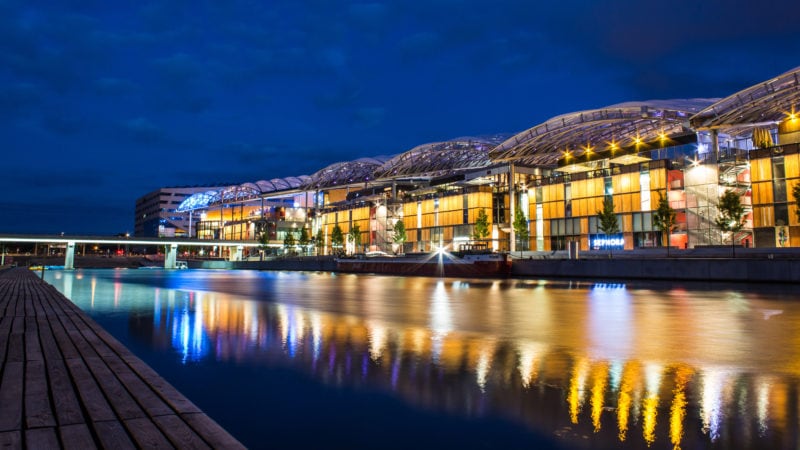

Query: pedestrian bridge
[[0, 234, 266, 269]]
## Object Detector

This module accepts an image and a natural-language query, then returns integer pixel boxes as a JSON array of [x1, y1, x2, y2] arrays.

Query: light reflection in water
[[47, 270, 800, 449]]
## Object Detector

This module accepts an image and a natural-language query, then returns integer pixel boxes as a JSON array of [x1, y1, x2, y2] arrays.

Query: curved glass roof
[[176, 175, 311, 211], [373, 135, 509, 179], [302, 156, 391, 190], [490, 99, 715, 166], [176, 190, 219, 212], [690, 66, 800, 136]]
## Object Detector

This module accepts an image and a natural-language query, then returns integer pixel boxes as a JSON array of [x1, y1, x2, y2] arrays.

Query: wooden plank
[[0, 431, 21, 449], [37, 316, 63, 361], [104, 354, 174, 417], [83, 356, 145, 420], [25, 317, 43, 362], [5, 331, 24, 363], [24, 360, 56, 428], [65, 358, 116, 422], [0, 361, 23, 432], [123, 417, 174, 449], [121, 358, 202, 414], [25, 427, 59, 449], [92, 420, 136, 450], [56, 312, 100, 360], [46, 307, 79, 360], [59, 423, 97, 450], [46, 357, 85, 426], [0, 269, 244, 449], [182, 413, 247, 450], [153, 415, 211, 450]]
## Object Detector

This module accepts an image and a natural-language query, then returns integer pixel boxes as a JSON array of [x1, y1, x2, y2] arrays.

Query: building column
[[165, 243, 178, 269], [64, 241, 75, 270], [509, 163, 516, 253], [711, 129, 720, 161], [229, 245, 243, 261]]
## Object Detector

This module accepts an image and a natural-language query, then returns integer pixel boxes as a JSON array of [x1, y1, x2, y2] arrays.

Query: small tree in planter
[[331, 224, 344, 256], [597, 196, 619, 256], [283, 230, 296, 255], [715, 189, 745, 257], [258, 230, 271, 261], [348, 224, 362, 254], [315, 228, 325, 256], [653, 192, 676, 255], [512, 208, 529, 253], [392, 219, 407, 254], [473, 208, 490, 242], [298, 227, 310, 255]]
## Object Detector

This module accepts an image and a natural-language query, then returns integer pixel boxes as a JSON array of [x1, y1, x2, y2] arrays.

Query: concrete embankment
[[510, 257, 800, 283]]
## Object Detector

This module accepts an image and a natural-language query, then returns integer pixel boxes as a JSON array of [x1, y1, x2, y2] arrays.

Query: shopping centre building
[[143, 66, 800, 256]]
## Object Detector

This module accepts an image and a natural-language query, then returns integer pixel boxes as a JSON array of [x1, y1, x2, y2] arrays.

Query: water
[[45, 269, 800, 450]]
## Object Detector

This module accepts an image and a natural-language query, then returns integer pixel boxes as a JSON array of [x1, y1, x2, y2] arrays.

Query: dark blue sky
[[2, 0, 798, 234]]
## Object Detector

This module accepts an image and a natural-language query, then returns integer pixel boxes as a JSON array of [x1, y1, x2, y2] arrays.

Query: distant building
[[134, 185, 228, 237]]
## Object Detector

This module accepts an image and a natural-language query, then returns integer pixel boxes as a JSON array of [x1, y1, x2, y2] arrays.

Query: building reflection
[[51, 271, 800, 449]]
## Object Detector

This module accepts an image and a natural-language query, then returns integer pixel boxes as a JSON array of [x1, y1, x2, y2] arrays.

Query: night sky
[[2, 0, 798, 235]]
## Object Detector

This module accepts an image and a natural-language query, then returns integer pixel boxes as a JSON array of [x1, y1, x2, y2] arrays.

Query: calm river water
[[46, 269, 800, 449]]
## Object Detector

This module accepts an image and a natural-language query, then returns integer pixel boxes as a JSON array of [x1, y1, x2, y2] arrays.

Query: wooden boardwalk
[[0, 268, 245, 449]]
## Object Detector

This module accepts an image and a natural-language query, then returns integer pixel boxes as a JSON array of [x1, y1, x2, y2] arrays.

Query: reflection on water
[[48, 269, 800, 449]]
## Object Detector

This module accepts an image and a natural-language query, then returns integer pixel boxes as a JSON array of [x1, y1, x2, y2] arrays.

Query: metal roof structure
[[176, 191, 219, 212], [373, 135, 509, 179], [176, 176, 311, 211], [690, 66, 800, 136], [301, 156, 391, 190], [489, 99, 716, 166]]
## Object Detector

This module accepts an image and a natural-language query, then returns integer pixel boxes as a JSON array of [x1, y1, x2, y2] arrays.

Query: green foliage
[[283, 230, 296, 248], [652, 192, 676, 246], [392, 219, 407, 244], [715, 190, 745, 236], [348, 224, 361, 247], [258, 229, 270, 249], [315, 229, 324, 250], [513, 208, 529, 249], [331, 224, 344, 248], [473, 208, 490, 240], [597, 196, 619, 235], [298, 227, 310, 246], [793, 183, 800, 222]]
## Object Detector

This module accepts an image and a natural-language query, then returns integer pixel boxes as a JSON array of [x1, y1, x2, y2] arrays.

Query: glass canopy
[[489, 99, 715, 166]]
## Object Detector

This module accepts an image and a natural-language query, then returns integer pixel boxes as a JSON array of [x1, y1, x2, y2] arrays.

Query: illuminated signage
[[591, 234, 624, 249]]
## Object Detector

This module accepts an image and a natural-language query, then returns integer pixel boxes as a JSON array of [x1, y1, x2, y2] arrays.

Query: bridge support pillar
[[229, 245, 243, 262], [64, 241, 76, 270], [165, 244, 178, 269]]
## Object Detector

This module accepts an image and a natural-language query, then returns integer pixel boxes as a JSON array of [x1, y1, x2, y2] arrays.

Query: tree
[[348, 224, 362, 253], [473, 208, 490, 241], [392, 219, 407, 253], [315, 228, 325, 255], [258, 229, 270, 261], [331, 224, 344, 254], [512, 208, 529, 251], [298, 227, 310, 246], [597, 196, 619, 235], [793, 182, 800, 223], [596, 196, 619, 255], [653, 192, 676, 253], [283, 230, 296, 254], [715, 189, 745, 255]]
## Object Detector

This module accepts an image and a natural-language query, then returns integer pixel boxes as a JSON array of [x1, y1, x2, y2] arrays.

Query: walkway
[[0, 268, 245, 449]]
